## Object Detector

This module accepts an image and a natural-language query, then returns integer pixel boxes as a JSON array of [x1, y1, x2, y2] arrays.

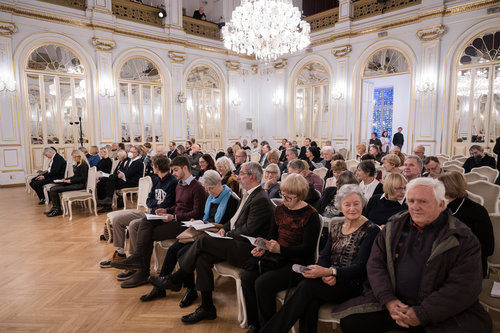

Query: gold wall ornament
[[168, 51, 186, 63], [273, 58, 287, 70], [226, 60, 241, 71], [92, 37, 116, 51], [331, 44, 352, 58], [251, 64, 258, 75], [0, 22, 17, 36], [416, 25, 445, 41]]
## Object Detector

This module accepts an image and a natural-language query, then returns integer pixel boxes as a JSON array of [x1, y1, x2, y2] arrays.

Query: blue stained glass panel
[[374, 89, 382, 106], [372, 88, 394, 138], [383, 89, 393, 106]]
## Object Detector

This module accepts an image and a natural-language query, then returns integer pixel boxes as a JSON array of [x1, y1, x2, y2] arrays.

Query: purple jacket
[[332, 210, 491, 333]]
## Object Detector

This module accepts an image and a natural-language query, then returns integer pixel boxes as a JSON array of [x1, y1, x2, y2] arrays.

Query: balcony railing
[[183, 16, 221, 41], [112, 0, 163, 27], [305, 7, 339, 32], [40, 0, 86, 10], [353, 0, 422, 21]]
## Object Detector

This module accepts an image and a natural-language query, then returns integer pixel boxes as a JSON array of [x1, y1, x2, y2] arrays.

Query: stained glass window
[[372, 87, 393, 138]]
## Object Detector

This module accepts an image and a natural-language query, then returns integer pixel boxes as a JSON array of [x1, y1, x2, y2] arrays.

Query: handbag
[[176, 226, 219, 244]]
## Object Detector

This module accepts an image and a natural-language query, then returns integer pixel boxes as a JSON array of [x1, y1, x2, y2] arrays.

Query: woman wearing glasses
[[241, 173, 321, 333], [363, 173, 408, 226], [261, 163, 281, 199]]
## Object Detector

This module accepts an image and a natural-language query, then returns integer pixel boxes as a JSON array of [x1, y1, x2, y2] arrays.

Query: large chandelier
[[222, 0, 310, 63]]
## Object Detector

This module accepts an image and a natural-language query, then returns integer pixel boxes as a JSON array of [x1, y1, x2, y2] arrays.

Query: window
[[372, 88, 394, 138], [118, 57, 163, 143]]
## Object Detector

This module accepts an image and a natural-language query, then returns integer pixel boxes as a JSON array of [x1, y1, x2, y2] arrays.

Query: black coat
[[67, 162, 89, 186], [96, 157, 112, 174], [45, 153, 66, 180], [123, 159, 144, 186]]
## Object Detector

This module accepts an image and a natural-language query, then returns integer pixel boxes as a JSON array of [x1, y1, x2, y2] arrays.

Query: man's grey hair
[[321, 146, 335, 154], [200, 169, 222, 186], [242, 161, 263, 183], [406, 177, 446, 206], [78, 146, 88, 154], [43, 147, 56, 155], [334, 184, 367, 210], [288, 158, 306, 171], [286, 147, 298, 157], [405, 155, 423, 168]]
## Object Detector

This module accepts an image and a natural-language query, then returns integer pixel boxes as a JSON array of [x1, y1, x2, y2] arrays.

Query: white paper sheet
[[491, 281, 500, 297], [204, 230, 232, 239], [145, 213, 168, 220]]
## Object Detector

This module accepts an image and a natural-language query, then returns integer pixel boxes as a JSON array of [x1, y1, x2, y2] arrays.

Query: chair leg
[[44, 187, 50, 205], [105, 217, 113, 244], [152, 242, 160, 273], [69, 201, 73, 221], [235, 279, 247, 328], [123, 193, 127, 210], [93, 197, 98, 216]]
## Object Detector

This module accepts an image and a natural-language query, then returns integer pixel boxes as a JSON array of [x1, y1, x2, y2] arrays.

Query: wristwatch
[[331, 267, 337, 277]]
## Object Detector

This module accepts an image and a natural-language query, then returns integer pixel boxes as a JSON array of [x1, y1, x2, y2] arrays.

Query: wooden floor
[[0, 186, 498, 332]]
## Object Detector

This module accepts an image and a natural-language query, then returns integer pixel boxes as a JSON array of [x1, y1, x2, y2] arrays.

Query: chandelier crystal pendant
[[222, 0, 310, 63]]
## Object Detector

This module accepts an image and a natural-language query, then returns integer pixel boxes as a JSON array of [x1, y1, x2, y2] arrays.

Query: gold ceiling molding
[[168, 51, 186, 63], [331, 44, 352, 58], [226, 60, 241, 71], [416, 25, 445, 41], [251, 64, 258, 75], [91, 37, 116, 51], [0, 22, 17, 36], [273, 58, 287, 70]]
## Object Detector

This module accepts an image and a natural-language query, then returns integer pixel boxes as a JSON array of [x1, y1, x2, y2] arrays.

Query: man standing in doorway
[[392, 127, 404, 150]]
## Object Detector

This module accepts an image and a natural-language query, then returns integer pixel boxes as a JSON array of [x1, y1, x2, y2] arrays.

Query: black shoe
[[97, 197, 112, 206], [179, 288, 198, 308], [120, 271, 149, 288], [47, 209, 62, 217], [97, 206, 113, 214], [247, 325, 260, 333], [181, 306, 217, 324], [116, 270, 136, 281], [110, 256, 142, 270], [148, 275, 182, 292], [44, 208, 55, 215], [140, 287, 166, 302], [38, 199, 46, 205]]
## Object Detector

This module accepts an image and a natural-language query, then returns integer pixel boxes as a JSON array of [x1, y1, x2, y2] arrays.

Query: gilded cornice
[[331, 44, 352, 58], [273, 58, 287, 70], [0, 21, 17, 36], [226, 60, 241, 71], [416, 25, 445, 41], [168, 51, 186, 63], [92, 37, 116, 51]]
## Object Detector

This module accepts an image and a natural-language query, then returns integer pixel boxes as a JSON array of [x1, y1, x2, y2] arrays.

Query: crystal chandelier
[[222, 0, 310, 63]]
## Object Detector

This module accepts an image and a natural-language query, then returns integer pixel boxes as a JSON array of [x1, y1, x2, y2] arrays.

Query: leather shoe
[[181, 305, 217, 324], [38, 199, 46, 205], [120, 271, 149, 288], [47, 209, 62, 217], [44, 208, 55, 215], [148, 275, 182, 292], [111, 255, 142, 270], [247, 325, 260, 333], [97, 206, 113, 214], [179, 288, 198, 308], [140, 287, 166, 302], [97, 197, 112, 206]]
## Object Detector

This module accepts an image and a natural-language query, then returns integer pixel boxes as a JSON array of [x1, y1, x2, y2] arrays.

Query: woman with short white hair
[[216, 156, 239, 194], [261, 163, 281, 199]]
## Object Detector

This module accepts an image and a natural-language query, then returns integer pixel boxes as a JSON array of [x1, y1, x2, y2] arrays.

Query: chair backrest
[[466, 190, 484, 206], [65, 161, 74, 178], [464, 172, 489, 183], [442, 160, 463, 168], [345, 160, 359, 170], [313, 167, 328, 180], [111, 159, 120, 174], [338, 148, 348, 160], [487, 213, 500, 268], [86, 167, 97, 192], [443, 164, 465, 174], [467, 180, 500, 214], [436, 155, 449, 166], [250, 152, 260, 163], [137, 176, 153, 210], [454, 156, 468, 164], [451, 154, 465, 160], [315, 215, 325, 262], [471, 166, 499, 183]]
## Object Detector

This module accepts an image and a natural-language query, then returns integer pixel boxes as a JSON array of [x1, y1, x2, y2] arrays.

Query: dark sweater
[[462, 154, 496, 173], [448, 197, 494, 277], [268, 204, 320, 265], [166, 178, 207, 221], [363, 194, 408, 226], [146, 173, 178, 214], [67, 162, 89, 186], [206, 196, 239, 224], [96, 157, 112, 173]]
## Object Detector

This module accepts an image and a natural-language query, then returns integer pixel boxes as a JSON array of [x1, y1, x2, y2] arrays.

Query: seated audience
[[167, 141, 178, 159], [242, 174, 321, 332], [403, 155, 423, 182], [423, 156, 444, 178], [321, 146, 335, 171], [97, 150, 128, 200], [148, 162, 274, 324], [197, 154, 216, 179], [98, 146, 144, 213], [241, 139, 251, 151], [280, 147, 298, 173], [251, 139, 261, 154], [99, 155, 177, 282], [261, 184, 379, 333], [226, 146, 235, 164], [177, 144, 187, 156], [438, 171, 494, 277], [140, 170, 238, 304], [338, 178, 492, 333], [355, 144, 366, 161], [87, 145, 100, 167], [363, 173, 408, 226], [45, 150, 89, 217], [390, 146, 406, 166], [316, 171, 358, 218], [462, 144, 496, 173], [96, 147, 112, 174], [413, 145, 426, 161], [188, 143, 203, 178], [357, 160, 383, 201], [234, 149, 247, 175], [141, 143, 154, 176], [260, 144, 271, 168], [267, 149, 281, 166], [325, 160, 348, 188], [298, 138, 311, 160], [261, 163, 281, 199], [301, 160, 324, 194], [306, 146, 323, 170], [216, 156, 239, 194], [30, 147, 66, 205], [381, 154, 402, 180], [381, 130, 390, 154], [369, 144, 383, 164], [370, 132, 382, 152], [111, 156, 207, 288], [287, 159, 321, 206]]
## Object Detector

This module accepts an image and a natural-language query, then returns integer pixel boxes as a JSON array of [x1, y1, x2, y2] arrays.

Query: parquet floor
[[0, 186, 498, 333]]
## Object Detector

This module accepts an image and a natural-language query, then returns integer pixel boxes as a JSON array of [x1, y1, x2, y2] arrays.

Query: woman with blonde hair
[[363, 173, 408, 226], [96, 147, 112, 174], [88, 145, 100, 167], [381, 154, 402, 181], [267, 149, 281, 165], [325, 160, 348, 188], [355, 144, 366, 161], [45, 149, 89, 217]]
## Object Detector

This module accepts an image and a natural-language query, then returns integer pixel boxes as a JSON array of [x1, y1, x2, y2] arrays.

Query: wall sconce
[[416, 81, 435, 94], [231, 96, 241, 106], [99, 85, 115, 97], [331, 89, 344, 100], [177, 92, 187, 103], [272, 92, 282, 106], [0, 76, 16, 93]]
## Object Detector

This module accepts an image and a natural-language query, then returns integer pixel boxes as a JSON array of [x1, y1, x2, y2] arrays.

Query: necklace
[[450, 198, 465, 215]]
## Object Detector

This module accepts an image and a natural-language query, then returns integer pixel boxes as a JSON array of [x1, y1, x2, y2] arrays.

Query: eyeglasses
[[279, 191, 297, 202], [395, 187, 406, 191], [265, 171, 278, 175], [239, 171, 250, 176]]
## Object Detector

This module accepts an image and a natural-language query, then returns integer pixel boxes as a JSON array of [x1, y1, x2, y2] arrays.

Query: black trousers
[[178, 235, 254, 292], [159, 240, 195, 289], [104, 174, 135, 199], [261, 278, 362, 333], [134, 219, 186, 272], [49, 184, 85, 209], [340, 310, 425, 333], [241, 263, 302, 328], [30, 177, 54, 200], [96, 177, 108, 200]]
